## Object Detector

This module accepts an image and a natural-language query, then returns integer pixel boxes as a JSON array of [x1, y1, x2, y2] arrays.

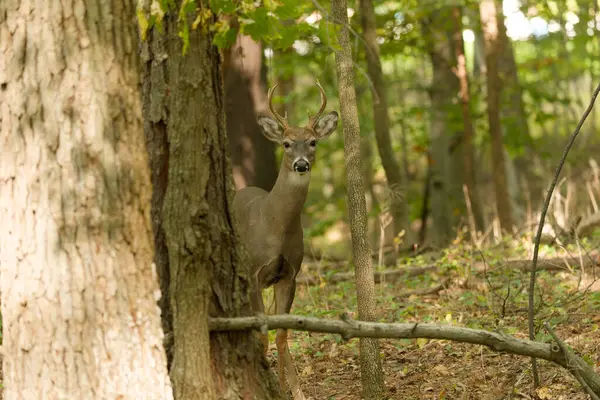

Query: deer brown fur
[[233, 81, 339, 399]]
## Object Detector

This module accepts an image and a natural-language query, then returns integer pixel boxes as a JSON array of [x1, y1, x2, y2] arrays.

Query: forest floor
[[264, 236, 600, 400]]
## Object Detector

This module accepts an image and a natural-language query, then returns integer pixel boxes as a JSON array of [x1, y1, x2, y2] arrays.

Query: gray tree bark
[[140, 3, 282, 399], [422, 8, 466, 246], [332, 1, 385, 398], [0, 0, 172, 398]]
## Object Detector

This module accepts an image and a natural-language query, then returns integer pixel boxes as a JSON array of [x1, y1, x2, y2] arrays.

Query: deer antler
[[268, 84, 290, 130], [307, 79, 327, 129]]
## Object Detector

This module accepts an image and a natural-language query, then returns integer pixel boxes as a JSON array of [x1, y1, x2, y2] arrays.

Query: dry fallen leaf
[[329, 342, 339, 359], [432, 364, 450, 376], [536, 386, 552, 399], [302, 365, 313, 377]]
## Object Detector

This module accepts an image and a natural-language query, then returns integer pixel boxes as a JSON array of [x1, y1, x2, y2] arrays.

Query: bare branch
[[529, 81, 600, 385], [209, 314, 600, 396], [210, 315, 559, 362], [296, 265, 436, 285], [297, 256, 599, 286]]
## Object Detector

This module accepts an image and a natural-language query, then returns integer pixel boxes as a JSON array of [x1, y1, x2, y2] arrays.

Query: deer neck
[[264, 163, 310, 232]]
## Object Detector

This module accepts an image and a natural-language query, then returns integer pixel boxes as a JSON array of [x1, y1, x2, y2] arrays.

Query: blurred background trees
[[196, 0, 600, 258]]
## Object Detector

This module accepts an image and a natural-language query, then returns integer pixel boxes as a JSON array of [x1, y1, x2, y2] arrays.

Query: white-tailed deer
[[233, 81, 338, 399]]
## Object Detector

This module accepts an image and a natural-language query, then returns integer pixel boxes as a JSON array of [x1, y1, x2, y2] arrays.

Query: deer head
[[257, 80, 339, 175]]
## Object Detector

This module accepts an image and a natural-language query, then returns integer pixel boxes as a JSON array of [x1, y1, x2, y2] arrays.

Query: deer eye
[[309, 140, 316, 147], [283, 142, 291, 149]]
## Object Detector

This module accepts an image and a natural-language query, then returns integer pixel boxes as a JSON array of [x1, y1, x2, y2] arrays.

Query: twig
[[544, 322, 600, 400], [528, 81, 600, 386]]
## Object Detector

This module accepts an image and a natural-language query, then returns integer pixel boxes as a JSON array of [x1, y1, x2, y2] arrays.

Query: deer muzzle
[[293, 158, 310, 173]]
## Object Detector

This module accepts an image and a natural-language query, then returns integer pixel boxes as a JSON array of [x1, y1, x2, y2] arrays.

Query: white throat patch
[[288, 171, 311, 186]]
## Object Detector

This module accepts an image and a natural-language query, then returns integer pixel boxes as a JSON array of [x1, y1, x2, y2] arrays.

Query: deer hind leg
[[274, 275, 306, 400]]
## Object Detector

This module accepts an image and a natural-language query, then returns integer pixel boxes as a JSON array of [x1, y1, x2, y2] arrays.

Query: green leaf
[[192, 8, 212, 32], [240, 7, 271, 41], [209, 0, 237, 14], [212, 22, 237, 49]]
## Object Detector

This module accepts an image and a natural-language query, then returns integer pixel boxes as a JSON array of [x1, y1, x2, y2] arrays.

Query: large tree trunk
[[332, 0, 385, 398], [141, 4, 282, 399], [0, 0, 172, 398], [451, 7, 485, 233], [480, 0, 514, 231], [225, 34, 278, 191], [359, 0, 413, 248], [422, 8, 466, 247]]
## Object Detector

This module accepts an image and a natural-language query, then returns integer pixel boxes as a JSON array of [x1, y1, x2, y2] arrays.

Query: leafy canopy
[[137, 0, 317, 54]]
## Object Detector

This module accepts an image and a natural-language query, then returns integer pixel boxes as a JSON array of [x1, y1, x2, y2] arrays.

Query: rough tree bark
[[0, 0, 172, 398], [480, 0, 514, 231], [359, 0, 413, 247], [332, 0, 385, 398], [451, 7, 485, 232], [224, 33, 278, 191], [140, 3, 282, 399], [422, 8, 466, 246]]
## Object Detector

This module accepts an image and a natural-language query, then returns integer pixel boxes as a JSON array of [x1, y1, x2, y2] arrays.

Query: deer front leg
[[274, 275, 306, 400], [250, 276, 269, 355]]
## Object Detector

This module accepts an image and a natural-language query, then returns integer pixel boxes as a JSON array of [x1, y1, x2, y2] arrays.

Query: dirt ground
[[265, 247, 600, 400]]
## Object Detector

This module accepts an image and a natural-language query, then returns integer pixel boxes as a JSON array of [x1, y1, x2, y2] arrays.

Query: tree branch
[[296, 265, 436, 285], [210, 314, 600, 396], [545, 322, 600, 400], [297, 256, 599, 286], [528, 80, 600, 386]]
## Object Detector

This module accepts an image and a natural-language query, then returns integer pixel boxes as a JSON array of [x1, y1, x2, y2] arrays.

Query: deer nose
[[293, 159, 310, 173]]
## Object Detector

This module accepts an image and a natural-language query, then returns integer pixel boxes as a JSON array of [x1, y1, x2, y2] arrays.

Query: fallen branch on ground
[[576, 212, 600, 238], [297, 256, 598, 286], [209, 314, 600, 396], [545, 322, 600, 400], [296, 265, 436, 285], [395, 278, 449, 299]]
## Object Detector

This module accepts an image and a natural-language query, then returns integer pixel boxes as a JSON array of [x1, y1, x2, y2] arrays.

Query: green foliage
[[137, 0, 321, 54]]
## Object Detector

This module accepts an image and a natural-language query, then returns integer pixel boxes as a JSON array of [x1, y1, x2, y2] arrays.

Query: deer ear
[[314, 111, 339, 140], [257, 116, 284, 143]]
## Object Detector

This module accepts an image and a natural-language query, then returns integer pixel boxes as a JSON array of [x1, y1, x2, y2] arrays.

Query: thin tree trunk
[[419, 155, 434, 246], [359, 0, 413, 248], [0, 0, 172, 398], [332, 1, 385, 398], [361, 128, 381, 248], [480, 0, 514, 231], [496, 5, 540, 209], [422, 8, 465, 246], [140, 3, 282, 399], [225, 34, 278, 191], [451, 7, 485, 232]]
